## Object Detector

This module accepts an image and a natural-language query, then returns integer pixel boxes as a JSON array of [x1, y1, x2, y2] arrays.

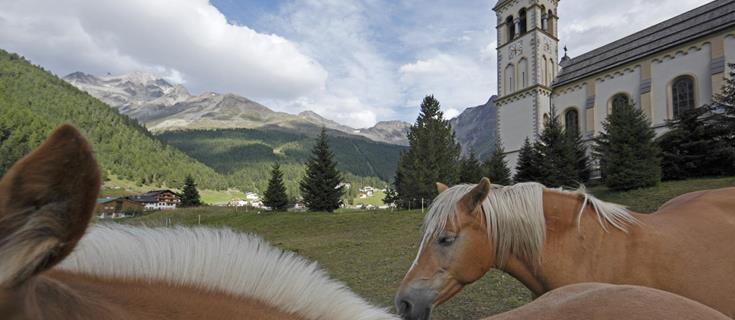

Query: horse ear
[[436, 182, 449, 193], [459, 177, 491, 212], [0, 124, 100, 288]]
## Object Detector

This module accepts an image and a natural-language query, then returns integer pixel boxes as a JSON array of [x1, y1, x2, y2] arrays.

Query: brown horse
[[0, 125, 398, 320], [483, 283, 729, 320], [395, 178, 735, 319]]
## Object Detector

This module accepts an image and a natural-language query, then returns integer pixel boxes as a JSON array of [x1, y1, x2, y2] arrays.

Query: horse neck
[[499, 189, 641, 296]]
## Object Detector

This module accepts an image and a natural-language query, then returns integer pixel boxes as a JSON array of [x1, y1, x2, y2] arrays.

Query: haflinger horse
[[479, 282, 728, 320], [395, 178, 735, 319], [0, 124, 399, 320]]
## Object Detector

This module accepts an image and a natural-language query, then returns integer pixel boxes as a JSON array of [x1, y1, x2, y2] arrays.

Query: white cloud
[[399, 53, 495, 118], [0, 0, 326, 101]]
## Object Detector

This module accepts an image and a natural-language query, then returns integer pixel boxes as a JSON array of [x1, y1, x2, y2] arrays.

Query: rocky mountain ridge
[[64, 71, 411, 145]]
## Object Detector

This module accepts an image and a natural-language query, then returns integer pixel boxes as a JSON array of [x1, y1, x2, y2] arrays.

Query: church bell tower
[[494, 0, 560, 169]]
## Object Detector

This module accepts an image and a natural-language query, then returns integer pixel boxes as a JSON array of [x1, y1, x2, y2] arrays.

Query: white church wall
[[552, 84, 587, 133], [651, 43, 711, 126], [726, 35, 735, 73], [594, 67, 641, 134], [498, 95, 536, 155]]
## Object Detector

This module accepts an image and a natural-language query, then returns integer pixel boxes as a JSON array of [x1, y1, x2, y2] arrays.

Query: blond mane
[[418, 182, 638, 270], [58, 224, 397, 320]]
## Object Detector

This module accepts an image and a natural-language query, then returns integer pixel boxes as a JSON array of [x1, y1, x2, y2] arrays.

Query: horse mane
[[418, 182, 639, 270], [57, 224, 397, 320]]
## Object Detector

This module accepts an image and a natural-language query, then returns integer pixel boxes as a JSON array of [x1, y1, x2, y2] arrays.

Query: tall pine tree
[[514, 137, 542, 183], [263, 163, 289, 211], [180, 175, 202, 207], [484, 140, 512, 185], [594, 102, 660, 191], [300, 128, 344, 212], [534, 107, 581, 187], [394, 95, 461, 209], [458, 150, 483, 183]]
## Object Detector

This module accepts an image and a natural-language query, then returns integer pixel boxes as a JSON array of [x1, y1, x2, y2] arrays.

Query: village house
[[127, 189, 181, 211], [96, 197, 145, 219]]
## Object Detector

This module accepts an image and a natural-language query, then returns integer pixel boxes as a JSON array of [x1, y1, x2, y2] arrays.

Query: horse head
[[0, 124, 101, 318], [395, 178, 494, 320]]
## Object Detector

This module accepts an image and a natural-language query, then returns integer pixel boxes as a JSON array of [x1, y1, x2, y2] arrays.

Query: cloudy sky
[[0, 0, 712, 128]]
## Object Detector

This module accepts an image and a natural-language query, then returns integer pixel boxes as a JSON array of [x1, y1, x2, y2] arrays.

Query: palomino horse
[[0, 125, 398, 320], [483, 283, 728, 320], [395, 178, 735, 319]]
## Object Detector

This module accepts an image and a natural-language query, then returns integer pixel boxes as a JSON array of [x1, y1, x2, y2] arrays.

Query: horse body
[[0, 125, 397, 320], [396, 179, 735, 319], [531, 188, 735, 315], [485, 283, 729, 320]]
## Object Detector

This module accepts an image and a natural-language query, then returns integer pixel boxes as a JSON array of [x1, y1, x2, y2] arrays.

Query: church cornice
[[497, 29, 559, 50], [496, 85, 553, 106]]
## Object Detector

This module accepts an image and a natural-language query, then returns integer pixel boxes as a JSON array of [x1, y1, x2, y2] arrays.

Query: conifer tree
[[568, 131, 592, 183], [534, 107, 579, 187], [712, 63, 735, 167], [263, 163, 289, 211], [514, 137, 542, 183], [458, 150, 483, 183], [484, 141, 512, 185], [300, 128, 344, 212], [594, 102, 660, 191], [382, 187, 399, 206], [394, 95, 461, 209], [181, 175, 202, 207]]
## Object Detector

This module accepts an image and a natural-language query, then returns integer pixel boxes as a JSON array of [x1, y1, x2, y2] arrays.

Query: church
[[494, 0, 735, 170]]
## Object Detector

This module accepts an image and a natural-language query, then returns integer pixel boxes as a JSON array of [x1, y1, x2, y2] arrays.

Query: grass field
[[123, 176, 735, 319]]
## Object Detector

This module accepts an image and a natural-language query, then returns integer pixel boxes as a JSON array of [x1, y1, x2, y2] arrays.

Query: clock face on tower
[[509, 42, 523, 59]]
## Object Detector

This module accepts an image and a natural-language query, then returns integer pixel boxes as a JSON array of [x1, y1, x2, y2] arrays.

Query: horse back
[[33, 270, 305, 320], [656, 187, 735, 219]]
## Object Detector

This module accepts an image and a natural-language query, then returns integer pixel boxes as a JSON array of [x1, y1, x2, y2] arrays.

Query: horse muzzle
[[395, 287, 436, 320]]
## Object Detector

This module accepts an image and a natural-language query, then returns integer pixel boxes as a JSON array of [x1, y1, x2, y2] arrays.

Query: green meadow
[[124, 176, 735, 319]]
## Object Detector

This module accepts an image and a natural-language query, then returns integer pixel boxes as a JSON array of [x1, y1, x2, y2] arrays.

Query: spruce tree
[[594, 102, 660, 191], [568, 131, 592, 183], [394, 95, 461, 209], [382, 187, 399, 207], [263, 163, 289, 211], [458, 150, 483, 183], [712, 63, 735, 169], [181, 175, 202, 207], [300, 128, 344, 212], [514, 137, 542, 183], [534, 107, 580, 187], [484, 141, 512, 185]]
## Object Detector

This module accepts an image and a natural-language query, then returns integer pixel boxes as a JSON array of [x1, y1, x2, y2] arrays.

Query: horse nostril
[[398, 299, 412, 315]]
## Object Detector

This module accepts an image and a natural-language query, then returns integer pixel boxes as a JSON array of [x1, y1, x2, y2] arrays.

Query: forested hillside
[[0, 49, 227, 189], [157, 128, 403, 198]]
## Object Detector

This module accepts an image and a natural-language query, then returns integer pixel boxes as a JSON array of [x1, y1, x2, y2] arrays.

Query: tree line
[[388, 67, 735, 208]]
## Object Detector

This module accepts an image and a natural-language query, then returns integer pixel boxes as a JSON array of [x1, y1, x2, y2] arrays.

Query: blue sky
[[0, 0, 712, 128]]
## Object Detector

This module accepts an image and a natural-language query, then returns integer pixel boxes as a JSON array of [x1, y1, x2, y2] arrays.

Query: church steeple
[[494, 0, 560, 168], [495, 0, 560, 98]]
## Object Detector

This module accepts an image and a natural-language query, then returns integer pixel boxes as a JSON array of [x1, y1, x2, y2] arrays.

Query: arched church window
[[565, 109, 579, 136], [519, 9, 528, 34], [546, 58, 554, 85], [506, 16, 515, 41], [519, 58, 528, 88], [547, 10, 554, 34], [540, 6, 547, 30], [672, 76, 695, 118], [611, 93, 630, 112], [542, 55, 548, 86], [505, 64, 515, 94]]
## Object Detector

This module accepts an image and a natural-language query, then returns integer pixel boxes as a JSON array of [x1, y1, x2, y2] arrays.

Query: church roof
[[553, 0, 735, 87]]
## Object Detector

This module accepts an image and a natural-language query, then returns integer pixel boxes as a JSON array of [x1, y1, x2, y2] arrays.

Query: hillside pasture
[[123, 177, 735, 319]]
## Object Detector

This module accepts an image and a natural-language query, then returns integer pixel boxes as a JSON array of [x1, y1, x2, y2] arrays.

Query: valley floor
[[122, 176, 735, 319]]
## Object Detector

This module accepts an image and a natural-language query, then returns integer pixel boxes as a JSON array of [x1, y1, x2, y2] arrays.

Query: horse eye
[[437, 235, 456, 246]]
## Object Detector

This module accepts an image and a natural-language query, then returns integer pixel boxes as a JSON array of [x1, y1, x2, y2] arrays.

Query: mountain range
[[64, 71, 499, 159], [64, 71, 411, 146]]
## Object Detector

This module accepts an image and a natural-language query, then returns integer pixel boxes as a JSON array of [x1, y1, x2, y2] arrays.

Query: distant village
[[96, 185, 390, 219]]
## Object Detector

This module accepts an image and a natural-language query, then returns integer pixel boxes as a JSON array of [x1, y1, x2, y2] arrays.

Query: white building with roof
[[494, 0, 735, 170]]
